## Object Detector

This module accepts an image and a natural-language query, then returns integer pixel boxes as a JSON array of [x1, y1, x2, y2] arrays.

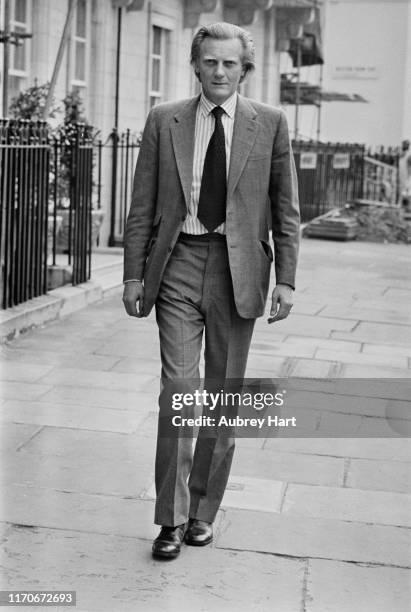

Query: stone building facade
[[0, 0, 320, 246]]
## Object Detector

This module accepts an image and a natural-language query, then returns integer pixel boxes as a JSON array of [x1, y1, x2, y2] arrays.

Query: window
[[69, 0, 90, 95], [8, 0, 32, 102], [149, 25, 169, 108]]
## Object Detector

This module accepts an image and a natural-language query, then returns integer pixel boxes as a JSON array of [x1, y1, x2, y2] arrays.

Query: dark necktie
[[197, 106, 227, 232]]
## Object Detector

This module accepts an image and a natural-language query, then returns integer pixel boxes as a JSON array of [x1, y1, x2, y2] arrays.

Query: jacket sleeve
[[269, 110, 300, 289], [123, 108, 159, 282]]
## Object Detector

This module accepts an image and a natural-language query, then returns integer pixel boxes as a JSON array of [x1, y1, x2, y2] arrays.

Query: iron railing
[[363, 156, 399, 206], [0, 120, 49, 308], [108, 128, 141, 246], [0, 119, 99, 309], [292, 141, 365, 222], [107, 136, 367, 235]]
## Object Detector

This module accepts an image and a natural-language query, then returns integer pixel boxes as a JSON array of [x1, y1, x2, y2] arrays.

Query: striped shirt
[[182, 91, 237, 235]]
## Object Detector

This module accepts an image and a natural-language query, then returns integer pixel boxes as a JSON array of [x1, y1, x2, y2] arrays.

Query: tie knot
[[212, 106, 225, 121]]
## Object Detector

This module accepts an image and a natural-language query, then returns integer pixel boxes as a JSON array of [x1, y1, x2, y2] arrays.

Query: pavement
[[0, 237, 411, 612]]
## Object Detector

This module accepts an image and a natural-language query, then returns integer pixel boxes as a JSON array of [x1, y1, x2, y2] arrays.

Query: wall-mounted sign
[[333, 153, 350, 169], [331, 65, 379, 80], [300, 152, 318, 169]]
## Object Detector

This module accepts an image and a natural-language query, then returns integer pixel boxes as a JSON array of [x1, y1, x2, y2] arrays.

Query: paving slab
[[249, 340, 317, 358], [340, 363, 411, 377], [268, 314, 358, 338], [1, 347, 121, 370], [283, 392, 391, 419], [315, 348, 408, 369], [94, 339, 161, 359], [264, 437, 411, 461], [245, 353, 292, 374], [362, 343, 411, 357], [318, 305, 411, 325], [0, 400, 148, 434], [0, 450, 154, 498], [0, 362, 55, 382], [282, 336, 363, 352], [0, 381, 53, 401], [216, 509, 411, 567], [37, 367, 156, 393], [0, 525, 305, 612], [16, 426, 153, 464], [9, 334, 104, 353], [0, 484, 158, 540], [0, 421, 42, 450], [110, 356, 160, 374], [306, 558, 411, 612], [39, 385, 158, 410], [316, 411, 409, 437], [346, 458, 411, 494], [332, 321, 411, 347], [230, 447, 345, 486], [287, 358, 340, 377], [283, 483, 411, 527]]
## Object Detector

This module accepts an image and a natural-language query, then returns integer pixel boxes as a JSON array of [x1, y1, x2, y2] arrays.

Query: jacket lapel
[[227, 95, 258, 198], [170, 96, 199, 210]]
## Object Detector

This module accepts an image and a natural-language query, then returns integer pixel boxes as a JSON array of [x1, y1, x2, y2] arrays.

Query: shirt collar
[[199, 91, 237, 119]]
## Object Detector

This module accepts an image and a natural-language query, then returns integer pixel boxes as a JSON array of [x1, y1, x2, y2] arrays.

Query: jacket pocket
[[147, 212, 162, 253], [259, 239, 273, 262]]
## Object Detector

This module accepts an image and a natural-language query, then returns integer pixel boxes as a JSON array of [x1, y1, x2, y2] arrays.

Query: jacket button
[[168, 246, 173, 252]]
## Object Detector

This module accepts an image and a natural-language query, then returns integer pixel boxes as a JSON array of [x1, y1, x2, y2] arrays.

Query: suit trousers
[[154, 234, 255, 526]]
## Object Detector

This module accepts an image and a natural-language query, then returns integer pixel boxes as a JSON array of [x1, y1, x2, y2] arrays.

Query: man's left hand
[[268, 284, 294, 324]]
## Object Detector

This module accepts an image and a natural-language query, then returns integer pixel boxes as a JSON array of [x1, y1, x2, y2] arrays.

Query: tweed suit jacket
[[123, 93, 300, 318]]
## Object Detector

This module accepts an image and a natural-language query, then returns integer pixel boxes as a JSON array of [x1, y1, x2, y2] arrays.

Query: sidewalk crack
[[342, 458, 351, 487], [15, 426, 44, 452], [300, 558, 310, 612]]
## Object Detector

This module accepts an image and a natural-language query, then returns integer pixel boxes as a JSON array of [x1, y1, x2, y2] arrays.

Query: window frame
[[8, 0, 32, 79], [148, 24, 169, 109], [68, 0, 91, 93]]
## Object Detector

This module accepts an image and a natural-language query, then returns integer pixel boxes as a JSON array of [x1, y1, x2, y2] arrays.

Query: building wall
[[402, 0, 411, 139], [1, 0, 286, 247], [284, 0, 411, 146], [1, 1, 284, 131]]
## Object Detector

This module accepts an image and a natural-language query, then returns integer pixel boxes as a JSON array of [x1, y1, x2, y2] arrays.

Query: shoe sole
[[152, 549, 180, 559], [184, 536, 213, 547]]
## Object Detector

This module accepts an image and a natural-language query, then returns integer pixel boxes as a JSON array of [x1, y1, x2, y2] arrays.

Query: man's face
[[195, 37, 246, 105]]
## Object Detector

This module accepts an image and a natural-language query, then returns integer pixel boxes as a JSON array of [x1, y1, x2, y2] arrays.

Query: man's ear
[[239, 68, 247, 84], [192, 62, 202, 82]]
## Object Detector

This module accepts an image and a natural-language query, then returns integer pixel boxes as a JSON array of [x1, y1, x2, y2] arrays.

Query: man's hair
[[190, 22, 255, 76]]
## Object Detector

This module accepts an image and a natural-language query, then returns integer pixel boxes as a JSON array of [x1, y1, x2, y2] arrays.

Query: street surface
[[1, 238, 410, 611]]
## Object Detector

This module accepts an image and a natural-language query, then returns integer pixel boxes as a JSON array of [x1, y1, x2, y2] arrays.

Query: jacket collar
[[170, 94, 258, 209]]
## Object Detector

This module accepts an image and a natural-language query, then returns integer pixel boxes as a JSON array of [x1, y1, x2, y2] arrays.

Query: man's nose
[[214, 62, 225, 78]]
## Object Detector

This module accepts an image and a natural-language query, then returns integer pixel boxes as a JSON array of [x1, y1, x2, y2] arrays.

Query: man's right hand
[[122, 281, 144, 317]]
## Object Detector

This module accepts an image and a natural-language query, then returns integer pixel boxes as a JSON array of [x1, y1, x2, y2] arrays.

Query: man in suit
[[123, 22, 299, 559]]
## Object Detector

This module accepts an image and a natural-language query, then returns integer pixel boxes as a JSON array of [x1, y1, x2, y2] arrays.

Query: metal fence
[[0, 117, 395, 311], [107, 137, 367, 235], [366, 145, 400, 167], [0, 119, 97, 309], [292, 141, 365, 222], [107, 128, 141, 247]]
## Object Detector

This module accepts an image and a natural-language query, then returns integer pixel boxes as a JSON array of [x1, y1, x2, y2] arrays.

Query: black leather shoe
[[152, 524, 186, 559], [184, 519, 213, 546]]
